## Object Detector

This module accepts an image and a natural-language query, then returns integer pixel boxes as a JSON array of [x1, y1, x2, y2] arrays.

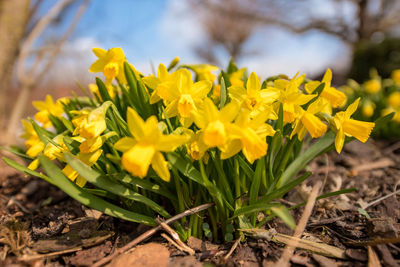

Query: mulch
[[1, 139, 400, 266]]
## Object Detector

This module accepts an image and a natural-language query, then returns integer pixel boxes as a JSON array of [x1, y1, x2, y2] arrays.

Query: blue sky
[[37, 0, 351, 84]]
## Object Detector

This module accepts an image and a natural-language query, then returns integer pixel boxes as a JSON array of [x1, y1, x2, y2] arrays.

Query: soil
[[1, 139, 400, 266]]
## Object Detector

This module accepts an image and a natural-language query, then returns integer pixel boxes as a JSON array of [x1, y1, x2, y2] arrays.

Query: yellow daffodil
[[229, 72, 279, 119], [161, 69, 212, 127], [388, 92, 400, 108], [229, 68, 246, 87], [186, 64, 219, 82], [290, 98, 327, 140], [89, 47, 127, 84], [185, 130, 209, 161], [32, 95, 65, 128], [361, 101, 375, 118], [274, 73, 316, 123], [21, 119, 45, 158], [62, 150, 103, 187], [364, 79, 381, 94], [43, 134, 69, 161], [382, 107, 400, 123], [392, 69, 400, 85], [305, 69, 347, 112], [193, 98, 239, 148], [212, 84, 221, 101], [221, 110, 275, 163], [114, 108, 189, 181], [333, 98, 375, 153], [78, 106, 108, 139]]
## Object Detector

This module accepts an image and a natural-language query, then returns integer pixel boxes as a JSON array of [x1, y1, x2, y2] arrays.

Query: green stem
[[172, 168, 186, 224], [212, 152, 234, 204]]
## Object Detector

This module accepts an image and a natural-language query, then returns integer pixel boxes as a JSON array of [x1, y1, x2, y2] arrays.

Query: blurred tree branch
[[190, 0, 400, 63]]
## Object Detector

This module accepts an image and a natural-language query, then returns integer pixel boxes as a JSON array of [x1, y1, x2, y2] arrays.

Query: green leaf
[[64, 153, 171, 218], [167, 153, 204, 186], [2, 157, 54, 185], [357, 208, 371, 219], [0, 146, 32, 160], [96, 77, 112, 102], [39, 155, 156, 226], [260, 171, 312, 204], [219, 77, 227, 108], [374, 112, 395, 130], [236, 155, 254, 180], [278, 132, 335, 187], [271, 206, 296, 230], [30, 119, 55, 144], [118, 174, 178, 202], [231, 203, 279, 219], [249, 159, 264, 205], [168, 153, 232, 214]]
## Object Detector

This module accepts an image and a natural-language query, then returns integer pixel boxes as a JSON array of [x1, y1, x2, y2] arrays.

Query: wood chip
[[367, 246, 382, 267], [108, 243, 169, 267]]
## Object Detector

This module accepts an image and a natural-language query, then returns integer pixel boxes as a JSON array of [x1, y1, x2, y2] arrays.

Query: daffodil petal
[[114, 137, 137, 152], [127, 107, 145, 139], [151, 152, 170, 182]]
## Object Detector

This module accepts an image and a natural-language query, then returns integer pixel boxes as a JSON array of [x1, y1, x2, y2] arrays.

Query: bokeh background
[[1, 0, 400, 144]]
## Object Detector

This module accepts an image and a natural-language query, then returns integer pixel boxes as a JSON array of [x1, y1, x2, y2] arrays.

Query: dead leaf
[[108, 243, 169, 267]]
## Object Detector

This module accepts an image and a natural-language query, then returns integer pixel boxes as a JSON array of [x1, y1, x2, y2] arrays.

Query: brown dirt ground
[[1, 139, 400, 266]]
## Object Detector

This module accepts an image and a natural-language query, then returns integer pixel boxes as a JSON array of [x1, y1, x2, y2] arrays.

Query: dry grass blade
[[275, 181, 322, 267]]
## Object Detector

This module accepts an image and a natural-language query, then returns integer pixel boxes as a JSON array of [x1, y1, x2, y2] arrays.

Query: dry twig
[[156, 219, 195, 255]]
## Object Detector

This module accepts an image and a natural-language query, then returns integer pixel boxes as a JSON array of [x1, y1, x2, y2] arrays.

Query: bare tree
[[0, 0, 31, 135], [190, 0, 400, 63], [0, 0, 90, 144]]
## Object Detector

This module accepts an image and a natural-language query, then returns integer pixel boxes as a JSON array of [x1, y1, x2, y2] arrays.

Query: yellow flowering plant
[[3, 48, 386, 242], [341, 68, 400, 138]]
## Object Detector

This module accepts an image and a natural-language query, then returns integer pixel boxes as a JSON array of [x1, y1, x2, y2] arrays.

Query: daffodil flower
[[361, 100, 375, 118], [229, 68, 246, 87], [229, 72, 279, 119], [160, 69, 212, 127], [290, 98, 327, 140], [114, 108, 189, 181], [388, 92, 400, 108], [43, 134, 69, 161], [274, 73, 316, 123], [364, 79, 381, 94], [185, 64, 219, 82], [193, 98, 239, 148], [32, 95, 65, 128], [391, 69, 400, 85], [21, 119, 45, 158], [89, 47, 127, 84], [221, 110, 275, 163], [77, 105, 108, 140], [333, 98, 375, 153], [144, 64, 187, 105], [305, 69, 347, 113], [184, 129, 209, 161]]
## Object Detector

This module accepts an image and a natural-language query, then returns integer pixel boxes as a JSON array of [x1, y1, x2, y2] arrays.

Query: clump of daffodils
[[5, 48, 378, 242], [341, 68, 400, 138]]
